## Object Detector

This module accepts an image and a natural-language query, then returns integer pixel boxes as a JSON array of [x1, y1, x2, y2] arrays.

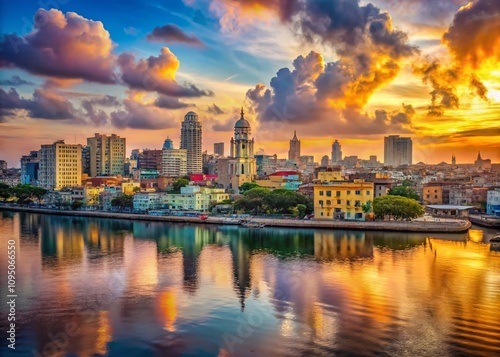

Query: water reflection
[[0, 212, 499, 357]]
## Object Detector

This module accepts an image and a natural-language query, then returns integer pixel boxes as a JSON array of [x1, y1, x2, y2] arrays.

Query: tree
[[71, 200, 84, 210], [239, 182, 259, 193], [0, 183, 11, 201], [171, 178, 189, 193], [133, 186, 141, 193], [296, 204, 307, 218], [32, 186, 47, 203], [111, 195, 134, 209], [373, 195, 424, 221], [233, 187, 312, 215], [361, 200, 372, 214], [389, 185, 419, 200]]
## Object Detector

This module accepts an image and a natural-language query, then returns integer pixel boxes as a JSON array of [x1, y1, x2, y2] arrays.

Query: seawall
[[0, 206, 471, 233]]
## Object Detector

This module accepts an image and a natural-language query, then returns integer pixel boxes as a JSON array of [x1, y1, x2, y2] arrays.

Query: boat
[[490, 235, 500, 243], [199, 215, 209, 221], [221, 218, 241, 225], [242, 221, 265, 228]]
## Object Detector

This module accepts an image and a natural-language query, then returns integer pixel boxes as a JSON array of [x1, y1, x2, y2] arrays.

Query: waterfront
[[0, 212, 499, 356]]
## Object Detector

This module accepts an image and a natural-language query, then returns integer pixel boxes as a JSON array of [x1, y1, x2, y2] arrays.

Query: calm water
[[1, 212, 499, 357]]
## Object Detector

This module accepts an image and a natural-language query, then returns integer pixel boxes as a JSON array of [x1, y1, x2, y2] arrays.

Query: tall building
[[384, 135, 412, 167], [288, 130, 300, 163], [474, 152, 491, 170], [140, 149, 163, 171], [218, 109, 256, 192], [451, 153, 456, 165], [214, 142, 224, 157], [39, 140, 82, 190], [321, 155, 329, 167], [180, 111, 203, 174], [87, 133, 126, 177], [331, 140, 342, 164], [20, 151, 39, 185], [162, 147, 187, 177]]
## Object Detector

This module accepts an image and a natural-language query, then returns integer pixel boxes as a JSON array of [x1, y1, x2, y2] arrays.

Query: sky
[[0, 0, 499, 167]]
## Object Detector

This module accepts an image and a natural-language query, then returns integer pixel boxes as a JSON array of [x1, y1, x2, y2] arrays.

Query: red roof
[[189, 174, 218, 181], [269, 171, 299, 177]]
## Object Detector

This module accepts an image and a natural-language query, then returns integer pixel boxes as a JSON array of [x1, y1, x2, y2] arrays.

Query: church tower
[[452, 153, 456, 165], [227, 108, 256, 192], [288, 130, 300, 163]]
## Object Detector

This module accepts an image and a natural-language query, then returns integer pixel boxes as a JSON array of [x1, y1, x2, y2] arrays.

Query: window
[[355, 213, 363, 219], [355, 190, 361, 195], [427, 194, 430, 199], [326, 191, 332, 197], [435, 195, 438, 199], [319, 200, 324, 206], [319, 191, 324, 196], [355, 200, 361, 207], [347, 190, 351, 195], [321, 212, 324, 216], [346, 200, 351, 206], [326, 200, 331, 205], [366, 191, 370, 195], [337, 199, 341, 204], [336, 191, 341, 197]]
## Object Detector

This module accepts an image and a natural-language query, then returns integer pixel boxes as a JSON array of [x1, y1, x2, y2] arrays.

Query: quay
[[0, 206, 471, 233]]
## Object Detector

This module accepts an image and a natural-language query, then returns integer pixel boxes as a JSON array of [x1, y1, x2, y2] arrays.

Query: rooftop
[[427, 205, 475, 210]]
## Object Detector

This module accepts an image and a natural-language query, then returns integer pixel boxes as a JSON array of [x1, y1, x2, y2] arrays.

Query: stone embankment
[[0, 206, 471, 233]]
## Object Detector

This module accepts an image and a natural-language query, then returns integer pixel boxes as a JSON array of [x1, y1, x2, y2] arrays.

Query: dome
[[234, 108, 250, 128], [184, 111, 199, 121]]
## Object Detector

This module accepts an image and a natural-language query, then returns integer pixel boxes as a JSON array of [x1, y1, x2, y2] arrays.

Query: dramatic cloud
[[0, 75, 34, 86], [154, 95, 195, 109], [0, 87, 77, 120], [147, 24, 203, 46], [81, 95, 120, 125], [0, 9, 116, 84], [118, 47, 214, 97], [207, 103, 224, 115], [374, 0, 463, 23], [246, 51, 413, 135], [111, 92, 178, 130], [443, 0, 500, 69]]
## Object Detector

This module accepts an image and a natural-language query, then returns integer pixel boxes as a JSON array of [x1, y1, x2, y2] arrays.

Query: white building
[[384, 135, 412, 167], [180, 112, 202, 174], [87, 133, 126, 177], [162, 148, 187, 177], [487, 188, 500, 216], [39, 140, 82, 190]]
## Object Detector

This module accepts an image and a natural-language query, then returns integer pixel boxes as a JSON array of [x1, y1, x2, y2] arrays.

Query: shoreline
[[0, 206, 471, 233]]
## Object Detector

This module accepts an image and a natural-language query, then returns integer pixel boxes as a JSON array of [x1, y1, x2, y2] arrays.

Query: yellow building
[[121, 182, 141, 195], [317, 171, 344, 182], [314, 179, 374, 220], [422, 185, 443, 205]]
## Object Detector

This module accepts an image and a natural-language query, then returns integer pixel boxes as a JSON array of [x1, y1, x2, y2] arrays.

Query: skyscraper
[[87, 133, 126, 177], [321, 155, 329, 167], [384, 135, 412, 166], [288, 130, 300, 163], [214, 142, 224, 157], [39, 140, 82, 190], [180, 111, 202, 174], [331, 139, 342, 164], [20, 151, 39, 185]]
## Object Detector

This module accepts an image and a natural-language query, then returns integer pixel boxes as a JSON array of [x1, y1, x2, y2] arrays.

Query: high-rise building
[[384, 135, 412, 166], [81, 146, 91, 175], [87, 133, 126, 177], [20, 151, 39, 185], [214, 142, 224, 157], [162, 147, 187, 177], [321, 155, 329, 167], [140, 149, 163, 171], [180, 111, 203, 174], [331, 140, 342, 164], [288, 130, 300, 163], [39, 140, 82, 190], [451, 153, 456, 165]]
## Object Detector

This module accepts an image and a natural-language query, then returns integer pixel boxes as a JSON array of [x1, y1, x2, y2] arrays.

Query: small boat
[[490, 235, 500, 243], [242, 221, 265, 228], [199, 215, 209, 221]]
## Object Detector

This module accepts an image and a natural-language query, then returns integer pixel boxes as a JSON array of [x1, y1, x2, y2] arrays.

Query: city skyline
[[1, 0, 499, 166]]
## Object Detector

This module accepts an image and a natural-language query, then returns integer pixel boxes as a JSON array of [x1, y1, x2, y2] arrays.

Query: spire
[[292, 130, 298, 140], [240, 107, 244, 118], [477, 151, 482, 160]]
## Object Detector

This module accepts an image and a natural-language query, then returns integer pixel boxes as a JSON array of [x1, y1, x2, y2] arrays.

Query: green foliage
[[71, 200, 84, 210], [239, 182, 259, 193], [10, 184, 47, 204], [111, 194, 133, 209], [373, 195, 424, 221], [0, 183, 11, 200], [233, 187, 311, 215], [361, 200, 372, 214], [171, 178, 189, 193], [388, 185, 419, 200], [133, 186, 141, 193]]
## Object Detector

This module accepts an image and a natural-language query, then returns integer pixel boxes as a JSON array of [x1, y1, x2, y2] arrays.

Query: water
[[0, 211, 499, 357]]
